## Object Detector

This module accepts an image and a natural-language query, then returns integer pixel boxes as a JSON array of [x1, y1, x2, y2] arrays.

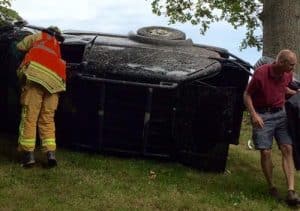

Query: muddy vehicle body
[[0, 21, 251, 172]]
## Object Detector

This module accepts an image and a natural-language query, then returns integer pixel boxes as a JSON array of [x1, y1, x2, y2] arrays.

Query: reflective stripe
[[18, 106, 27, 145], [19, 139, 36, 147], [33, 44, 57, 55], [41, 138, 56, 152], [18, 107, 36, 148], [26, 61, 66, 93], [30, 61, 63, 82], [42, 139, 56, 146]]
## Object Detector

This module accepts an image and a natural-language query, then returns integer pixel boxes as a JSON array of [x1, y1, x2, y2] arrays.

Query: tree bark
[[262, 0, 300, 77]]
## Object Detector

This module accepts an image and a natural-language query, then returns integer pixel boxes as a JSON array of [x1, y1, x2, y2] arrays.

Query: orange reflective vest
[[22, 32, 66, 81]]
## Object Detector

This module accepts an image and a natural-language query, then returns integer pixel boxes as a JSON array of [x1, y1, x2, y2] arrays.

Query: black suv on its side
[[0, 20, 251, 172]]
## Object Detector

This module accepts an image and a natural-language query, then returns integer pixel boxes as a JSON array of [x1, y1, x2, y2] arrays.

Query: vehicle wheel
[[129, 32, 192, 46], [137, 26, 186, 40]]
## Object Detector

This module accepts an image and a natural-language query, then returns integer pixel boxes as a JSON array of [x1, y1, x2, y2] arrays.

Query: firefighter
[[16, 26, 66, 168]]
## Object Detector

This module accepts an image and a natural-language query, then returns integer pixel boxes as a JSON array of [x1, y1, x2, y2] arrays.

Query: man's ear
[[278, 60, 285, 66]]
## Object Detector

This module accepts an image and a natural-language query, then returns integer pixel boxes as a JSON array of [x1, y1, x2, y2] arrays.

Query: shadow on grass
[[0, 133, 19, 162]]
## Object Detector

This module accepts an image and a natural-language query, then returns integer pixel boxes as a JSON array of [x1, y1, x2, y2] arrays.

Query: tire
[[137, 26, 186, 40], [128, 32, 193, 47]]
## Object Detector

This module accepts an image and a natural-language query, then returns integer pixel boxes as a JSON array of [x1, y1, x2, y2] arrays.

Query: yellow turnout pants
[[18, 82, 59, 152]]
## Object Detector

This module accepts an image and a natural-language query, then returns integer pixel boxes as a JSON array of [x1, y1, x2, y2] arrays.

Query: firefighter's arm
[[16, 33, 41, 52]]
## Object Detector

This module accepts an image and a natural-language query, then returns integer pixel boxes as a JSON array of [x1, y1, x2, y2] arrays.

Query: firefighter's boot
[[21, 151, 35, 168], [47, 151, 57, 167]]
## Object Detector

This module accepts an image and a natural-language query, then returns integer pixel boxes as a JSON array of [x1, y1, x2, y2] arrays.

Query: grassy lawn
[[0, 113, 299, 210]]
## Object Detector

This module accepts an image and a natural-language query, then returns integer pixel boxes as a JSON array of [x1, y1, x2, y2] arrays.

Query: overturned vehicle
[[0, 21, 251, 172]]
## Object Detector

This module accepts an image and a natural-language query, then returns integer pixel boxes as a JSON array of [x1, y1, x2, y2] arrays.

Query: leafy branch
[[0, 0, 22, 27], [149, 0, 263, 50]]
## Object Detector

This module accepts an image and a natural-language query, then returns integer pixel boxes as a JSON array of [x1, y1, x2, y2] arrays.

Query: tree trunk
[[262, 0, 300, 77]]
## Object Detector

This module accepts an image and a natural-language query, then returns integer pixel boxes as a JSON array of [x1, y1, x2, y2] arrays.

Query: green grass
[[0, 114, 299, 210]]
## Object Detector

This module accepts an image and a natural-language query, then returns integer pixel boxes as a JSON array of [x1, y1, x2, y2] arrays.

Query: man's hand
[[251, 112, 264, 128], [286, 87, 298, 95]]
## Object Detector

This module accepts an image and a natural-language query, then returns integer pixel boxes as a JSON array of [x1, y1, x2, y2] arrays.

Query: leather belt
[[256, 107, 283, 113]]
